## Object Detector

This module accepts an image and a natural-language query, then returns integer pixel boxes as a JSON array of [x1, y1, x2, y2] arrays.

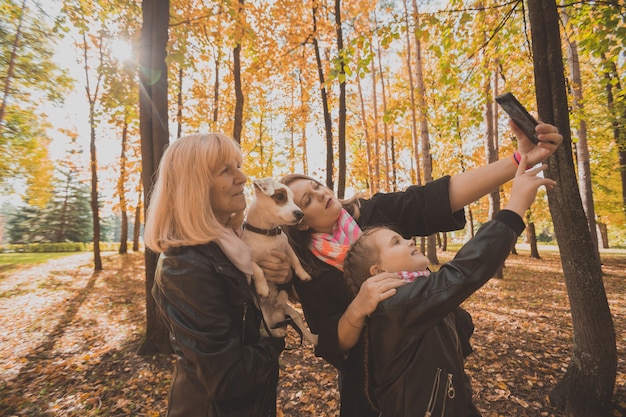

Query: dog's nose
[[294, 210, 304, 222]]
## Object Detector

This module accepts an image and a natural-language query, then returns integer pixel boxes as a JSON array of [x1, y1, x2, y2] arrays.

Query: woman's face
[[372, 228, 429, 273], [288, 178, 343, 234], [209, 156, 247, 225]]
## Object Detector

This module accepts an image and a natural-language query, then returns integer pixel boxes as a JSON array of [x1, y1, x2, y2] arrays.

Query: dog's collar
[[243, 222, 283, 236]]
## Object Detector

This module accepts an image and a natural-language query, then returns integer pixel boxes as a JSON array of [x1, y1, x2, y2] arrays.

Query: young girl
[[275, 122, 562, 416], [341, 156, 556, 416]]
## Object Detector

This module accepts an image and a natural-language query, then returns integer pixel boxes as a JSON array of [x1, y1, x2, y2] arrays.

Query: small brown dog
[[241, 178, 318, 346]]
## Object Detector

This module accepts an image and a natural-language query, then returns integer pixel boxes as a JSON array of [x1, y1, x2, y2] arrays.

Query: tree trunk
[[133, 180, 142, 252], [562, 6, 599, 259], [370, 48, 381, 192], [176, 67, 183, 139], [119, 118, 129, 255], [482, 36, 504, 277], [528, 1, 616, 414], [298, 71, 309, 173], [335, 0, 346, 198], [356, 61, 374, 196], [89, 110, 102, 270], [410, 0, 437, 265], [390, 134, 397, 191], [311, 3, 334, 191], [525, 213, 540, 259], [597, 223, 609, 249], [232, 0, 245, 143], [374, 11, 390, 191], [212, 56, 220, 128], [486, 67, 503, 278], [138, 0, 172, 356], [0, 0, 27, 134], [602, 57, 626, 218], [404, 0, 420, 188], [410, 0, 422, 186], [82, 29, 102, 272]]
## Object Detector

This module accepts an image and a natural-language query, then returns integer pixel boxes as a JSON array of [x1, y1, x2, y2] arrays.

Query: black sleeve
[[358, 175, 466, 237], [379, 217, 523, 333]]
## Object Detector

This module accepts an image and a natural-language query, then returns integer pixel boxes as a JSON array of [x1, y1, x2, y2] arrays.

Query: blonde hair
[[143, 132, 244, 253]]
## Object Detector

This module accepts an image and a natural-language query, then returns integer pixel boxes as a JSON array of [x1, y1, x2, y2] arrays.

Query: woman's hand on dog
[[258, 249, 294, 284]]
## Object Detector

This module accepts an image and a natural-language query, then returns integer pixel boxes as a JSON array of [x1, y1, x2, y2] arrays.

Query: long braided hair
[[343, 226, 387, 412]]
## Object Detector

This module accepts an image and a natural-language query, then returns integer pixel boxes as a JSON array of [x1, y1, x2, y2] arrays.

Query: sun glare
[[109, 39, 134, 63]]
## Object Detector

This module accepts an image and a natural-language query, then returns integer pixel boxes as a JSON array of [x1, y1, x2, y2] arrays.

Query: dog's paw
[[296, 270, 312, 281], [270, 327, 287, 338], [259, 325, 271, 339], [256, 283, 270, 298]]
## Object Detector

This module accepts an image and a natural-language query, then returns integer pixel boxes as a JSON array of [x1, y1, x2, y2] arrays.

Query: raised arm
[[448, 121, 562, 212], [338, 272, 406, 352]]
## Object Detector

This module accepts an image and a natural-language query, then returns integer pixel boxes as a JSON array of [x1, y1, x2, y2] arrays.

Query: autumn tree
[[311, 0, 335, 191], [62, 0, 113, 271], [527, 0, 617, 414], [138, 0, 171, 355], [232, 0, 245, 143], [561, 6, 599, 257], [0, 0, 72, 206], [7, 148, 92, 244], [97, 0, 141, 256], [333, 0, 347, 197]]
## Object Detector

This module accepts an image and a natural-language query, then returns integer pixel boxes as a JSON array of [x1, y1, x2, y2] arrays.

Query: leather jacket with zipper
[[367, 210, 525, 417], [152, 242, 285, 417]]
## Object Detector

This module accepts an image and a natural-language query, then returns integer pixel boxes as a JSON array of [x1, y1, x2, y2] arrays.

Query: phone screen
[[495, 92, 539, 144]]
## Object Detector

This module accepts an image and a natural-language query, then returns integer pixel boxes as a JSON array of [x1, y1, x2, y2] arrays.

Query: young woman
[[342, 155, 556, 416], [144, 133, 285, 417], [277, 121, 562, 416]]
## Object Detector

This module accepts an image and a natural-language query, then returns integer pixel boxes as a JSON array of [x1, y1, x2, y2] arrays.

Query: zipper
[[425, 369, 456, 417], [440, 373, 455, 416], [446, 373, 456, 399], [425, 368, 442, 417], [241, 301, 248, 344]]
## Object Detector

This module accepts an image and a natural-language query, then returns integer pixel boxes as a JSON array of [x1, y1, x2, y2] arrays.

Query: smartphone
[[495, 92, 539, 144]]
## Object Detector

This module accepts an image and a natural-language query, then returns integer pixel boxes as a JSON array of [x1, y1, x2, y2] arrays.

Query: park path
[[0, 252, 108, 381]]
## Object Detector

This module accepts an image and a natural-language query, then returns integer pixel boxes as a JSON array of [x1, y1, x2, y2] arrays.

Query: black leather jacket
[[292, 176, 467, 417], [367, 211, 525, 417], [152, 242, 284, 417]]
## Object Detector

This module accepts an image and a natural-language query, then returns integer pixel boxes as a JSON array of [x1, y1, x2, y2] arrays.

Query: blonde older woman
[[144, 133, 284, 417]]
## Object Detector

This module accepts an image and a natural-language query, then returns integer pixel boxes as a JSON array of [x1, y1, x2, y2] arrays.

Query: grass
[[0, 252, 84, 274]]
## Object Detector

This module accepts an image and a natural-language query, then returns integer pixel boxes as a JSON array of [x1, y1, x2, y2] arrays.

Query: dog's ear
[[253, 178, 275, 196]]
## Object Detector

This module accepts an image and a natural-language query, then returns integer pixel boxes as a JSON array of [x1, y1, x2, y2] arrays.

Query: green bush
[[1, 242, 86, 253]]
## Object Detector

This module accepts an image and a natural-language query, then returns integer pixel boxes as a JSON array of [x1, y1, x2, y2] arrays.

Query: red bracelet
[[512, 151, 532, 169], [512, 151, 521, 166]]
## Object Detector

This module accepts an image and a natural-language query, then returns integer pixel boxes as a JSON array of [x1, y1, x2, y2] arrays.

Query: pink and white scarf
[[397, 270, 431, 282], [310, 209, 362, 271]]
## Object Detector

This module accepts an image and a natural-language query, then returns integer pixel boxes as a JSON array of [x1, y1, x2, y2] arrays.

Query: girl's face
[[209, 156, 248, 225], [288, 178, 343, 234], [371, 228, 429, 273]]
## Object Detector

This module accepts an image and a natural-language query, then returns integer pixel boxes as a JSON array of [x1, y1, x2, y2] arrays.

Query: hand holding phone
[[495, 92, 539, 144]]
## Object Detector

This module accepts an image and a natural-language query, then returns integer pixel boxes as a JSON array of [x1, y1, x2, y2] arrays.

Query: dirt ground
[[0, 249, 624, 416]]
